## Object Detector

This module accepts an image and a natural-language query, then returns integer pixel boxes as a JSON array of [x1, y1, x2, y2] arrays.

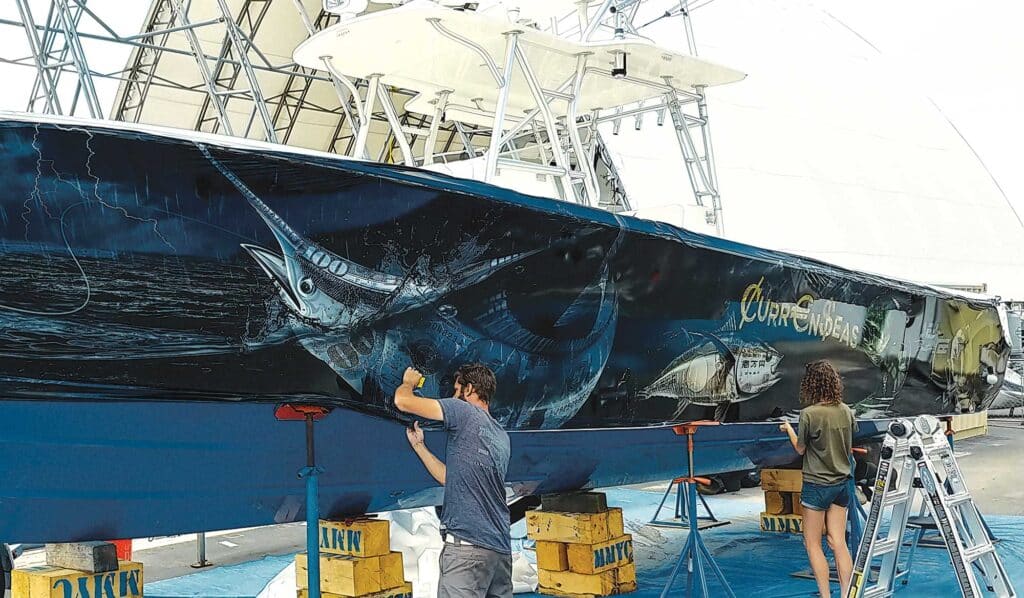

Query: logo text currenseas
[[740, 277, 862, 349]]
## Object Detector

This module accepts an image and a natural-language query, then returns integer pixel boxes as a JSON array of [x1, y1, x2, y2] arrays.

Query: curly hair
[[799, 360, 844, 406], [454, 363, 497, 404]]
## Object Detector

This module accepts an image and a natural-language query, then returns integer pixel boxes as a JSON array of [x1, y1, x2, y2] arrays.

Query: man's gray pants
[[438, 542, 513, 598]]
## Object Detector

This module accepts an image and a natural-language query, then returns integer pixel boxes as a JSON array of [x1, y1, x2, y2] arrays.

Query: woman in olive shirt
[[780, 360, 858, 598]]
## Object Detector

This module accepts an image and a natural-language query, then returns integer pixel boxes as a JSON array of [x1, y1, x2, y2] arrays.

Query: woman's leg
[[802, 507, 831, 597], [826, 504, 853, 597]]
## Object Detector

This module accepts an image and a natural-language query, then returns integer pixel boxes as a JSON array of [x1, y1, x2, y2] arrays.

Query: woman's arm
[[779, 421, 805, 455]]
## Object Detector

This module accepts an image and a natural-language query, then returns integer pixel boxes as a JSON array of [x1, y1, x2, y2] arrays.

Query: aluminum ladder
[[848, 415, 1015, 598]]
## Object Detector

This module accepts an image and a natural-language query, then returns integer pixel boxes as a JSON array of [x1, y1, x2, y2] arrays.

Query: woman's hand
[[779, 421, 794, 434], [406, 421, 425, 447]]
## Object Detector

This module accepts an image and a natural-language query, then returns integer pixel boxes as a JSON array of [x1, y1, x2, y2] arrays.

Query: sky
[[1, 0, 1022, 295]]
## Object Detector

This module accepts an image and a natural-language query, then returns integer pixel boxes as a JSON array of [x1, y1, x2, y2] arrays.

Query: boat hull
[[0, 399, 887, 542], [0, 114, 1009, 428], [0, 113, 1010, 541]]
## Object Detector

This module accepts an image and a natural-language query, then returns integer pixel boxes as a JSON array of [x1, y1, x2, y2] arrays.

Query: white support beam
[[422, 90, 450, 166], [213, 0, 279, 143], [512, 43, 576, 200], [53, 0, 102, 118], [376, 84, 415, 166], [169, 0, 235, 135], [353, 74, 380, 160], [15, 0, 63, 115], [484, 32, 519, 182]]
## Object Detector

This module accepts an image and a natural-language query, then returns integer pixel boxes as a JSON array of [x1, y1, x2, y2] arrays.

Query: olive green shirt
[[797, 403, 858, 485]]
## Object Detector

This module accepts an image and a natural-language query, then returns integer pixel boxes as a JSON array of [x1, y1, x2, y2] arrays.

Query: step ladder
[[848, 415, 1016, 598]]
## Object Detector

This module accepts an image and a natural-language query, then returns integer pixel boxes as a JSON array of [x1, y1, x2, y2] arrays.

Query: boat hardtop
[[294, 1, 746, 127]]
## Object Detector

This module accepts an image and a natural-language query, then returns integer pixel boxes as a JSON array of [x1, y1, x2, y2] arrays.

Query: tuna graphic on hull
[[639, 334, 783, 420]]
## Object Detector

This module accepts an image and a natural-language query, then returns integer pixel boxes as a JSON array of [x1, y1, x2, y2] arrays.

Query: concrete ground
[[955, 415, 1024, 515]]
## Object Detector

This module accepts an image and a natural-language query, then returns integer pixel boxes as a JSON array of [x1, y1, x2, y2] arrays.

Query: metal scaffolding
[[1, 0, 728, 232]]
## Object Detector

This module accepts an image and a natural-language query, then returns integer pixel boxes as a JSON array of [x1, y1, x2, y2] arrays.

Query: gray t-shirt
[[438, 398, 511, 554]]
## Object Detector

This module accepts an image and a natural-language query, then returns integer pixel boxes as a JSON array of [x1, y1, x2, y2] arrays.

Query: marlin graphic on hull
[[201, 145, 618, 426]]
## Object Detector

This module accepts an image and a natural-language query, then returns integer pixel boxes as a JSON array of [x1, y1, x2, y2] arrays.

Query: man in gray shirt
[[394, 364, 512, 598]]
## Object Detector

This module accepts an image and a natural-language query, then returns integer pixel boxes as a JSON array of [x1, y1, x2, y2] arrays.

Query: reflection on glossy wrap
[[0, 118, 1010, 429]]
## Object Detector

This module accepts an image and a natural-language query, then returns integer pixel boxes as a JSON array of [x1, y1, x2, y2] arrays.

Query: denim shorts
[[801, 480, 850, 511]]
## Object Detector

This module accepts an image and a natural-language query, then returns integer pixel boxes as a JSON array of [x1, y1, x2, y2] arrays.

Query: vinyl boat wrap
[[0, 114, 1011, 541]]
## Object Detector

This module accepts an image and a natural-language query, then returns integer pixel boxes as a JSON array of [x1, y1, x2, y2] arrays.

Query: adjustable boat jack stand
[[277, 404, 333, 598], [650, 475, 729, 530], [660, 422, 735, 598]]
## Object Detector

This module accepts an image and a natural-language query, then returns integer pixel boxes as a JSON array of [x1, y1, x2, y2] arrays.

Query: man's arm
[[394, 367, 443, 421], [407, 422, 446, 485]]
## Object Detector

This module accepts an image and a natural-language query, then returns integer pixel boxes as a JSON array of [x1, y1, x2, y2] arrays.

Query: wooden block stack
[[12, 542, 143, 598], [527, 492, 636, 597], [760, 468, 804, 534], [296, 518, 412, 598]]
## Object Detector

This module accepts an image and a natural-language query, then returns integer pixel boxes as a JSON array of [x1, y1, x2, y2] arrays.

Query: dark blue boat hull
[[0, 399, 887, 542], [0, 114, 1008, 541]]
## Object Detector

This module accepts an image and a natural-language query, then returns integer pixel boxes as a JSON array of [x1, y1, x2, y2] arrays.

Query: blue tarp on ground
[[520, 487, 1024, 598], [146, 485, 1023, 597], [145, 554, 293, 598]]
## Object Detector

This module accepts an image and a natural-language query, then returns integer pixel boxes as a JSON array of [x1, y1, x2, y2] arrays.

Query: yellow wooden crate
[[536, 541, 569, 572], [566, 535, 633, 575], [320, 518, 392, 558], [538, 561, 635, 596], [378, 551, 405, 590], [764, 491, 801, 515], [527, 508, 624, 544], [12, 560, 143, 598], [297, 581, 413, 598], [760, 512, 803, 534], [760, 469, 802, 493]]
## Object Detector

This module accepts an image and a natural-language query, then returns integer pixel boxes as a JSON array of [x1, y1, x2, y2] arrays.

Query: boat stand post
[[660, 422, 735, 598], [276, 404, 332, 598], [846, 448, 868, 556], [191, 532, 211, 568]]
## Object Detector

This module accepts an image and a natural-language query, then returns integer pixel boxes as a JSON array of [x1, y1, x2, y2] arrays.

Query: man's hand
[[779, 421, 794, 434], [406, 421, 425, 447], [403, 367, 423, 387], [405, 420, 446, 485]]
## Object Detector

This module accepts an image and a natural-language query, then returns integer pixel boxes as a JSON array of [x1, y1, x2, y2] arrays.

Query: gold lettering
[[768, 302, 780, 326], [808, 312, 822, 337], [779, 304, 792, 326], [739, 278, 765, 329], [792, 295, 813, 332], [832, 314, 844, 340]]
